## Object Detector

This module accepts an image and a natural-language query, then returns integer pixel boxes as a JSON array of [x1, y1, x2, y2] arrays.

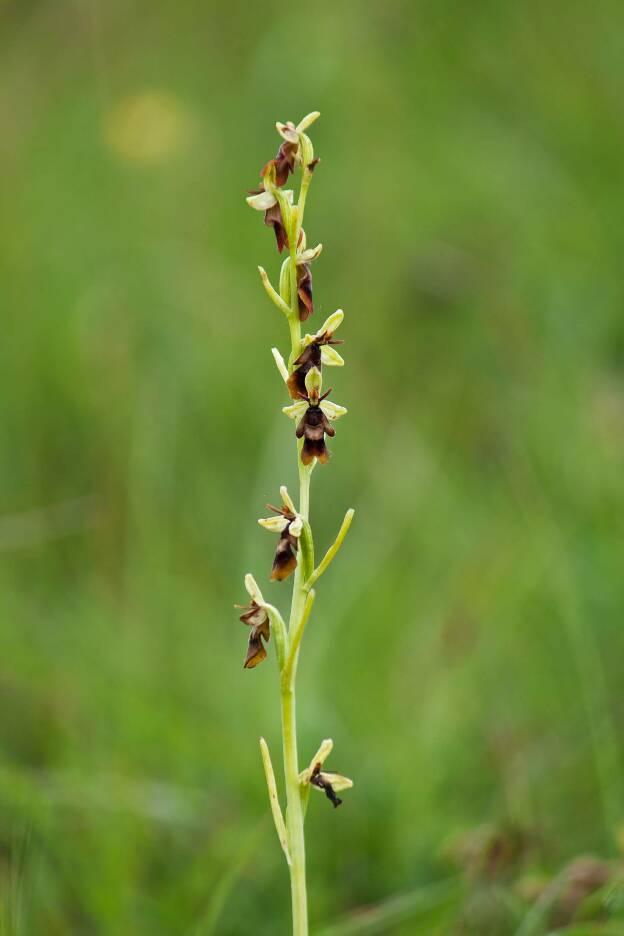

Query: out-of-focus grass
[[1, 0, 624, 932]]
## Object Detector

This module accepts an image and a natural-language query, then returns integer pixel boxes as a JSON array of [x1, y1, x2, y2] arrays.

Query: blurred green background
[[2, 1, 624, 933]]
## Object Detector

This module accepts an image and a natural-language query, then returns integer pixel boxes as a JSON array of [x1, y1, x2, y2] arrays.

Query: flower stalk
[[239, 113, 354, 935]]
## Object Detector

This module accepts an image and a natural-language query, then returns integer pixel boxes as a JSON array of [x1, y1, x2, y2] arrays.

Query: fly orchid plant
[[238, 113, 354, 935]]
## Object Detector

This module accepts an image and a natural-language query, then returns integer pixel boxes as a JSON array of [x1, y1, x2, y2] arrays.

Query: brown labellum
[[271, 522, 299, 581], [238, 601, 270, 669], [260, 138, 298, 188], [244, 633, 267, 668], [297, 264, 314, 321], [287, 343, 322, 400], [287, 335, 344, 400], [264, 202, 289, 253], [295, 397, 335, 466]]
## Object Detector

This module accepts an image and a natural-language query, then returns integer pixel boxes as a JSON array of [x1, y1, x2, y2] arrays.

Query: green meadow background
[[2, 1, 624, 932]]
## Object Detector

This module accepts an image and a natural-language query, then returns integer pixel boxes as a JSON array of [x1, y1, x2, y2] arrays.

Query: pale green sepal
[[289, 516, 303, 538], [275, 122, 298, 143], [258, 516, 289, 533], [301, 310, 344, 347], [246, 190, 276, 211], [297, 243, 322, 264], [259, 738, 291, 866], [319, 772, 354, 792], [320, 400, 347, 420], [320, 346, 344, 367], [319, 309, 344, 335], [244, 573, 264, 604], [282, 401, 308, 420], [304, 366, 322, 396], [279, 485, 296, 514]]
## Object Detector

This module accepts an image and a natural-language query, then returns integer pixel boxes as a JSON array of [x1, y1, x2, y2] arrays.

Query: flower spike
[[242, 112, 355, 926]]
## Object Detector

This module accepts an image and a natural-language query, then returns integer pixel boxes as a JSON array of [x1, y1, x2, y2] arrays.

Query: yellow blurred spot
[[104, 91, 194, 166]]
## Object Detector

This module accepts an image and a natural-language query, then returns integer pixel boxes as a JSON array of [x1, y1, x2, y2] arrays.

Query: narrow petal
[[320, 346, 344, 367], [258, 516, 289, 533], [320, 400, 347, 420], [283, 401, 308, 420], [244, 573, 264, 604], [276, 121, 299, 143], [318, 309, 344, 336], [306, 739, 333, 775], [320, 771, 353, 792], [297, 243, 323, 264], [246, 190, 277, 211]]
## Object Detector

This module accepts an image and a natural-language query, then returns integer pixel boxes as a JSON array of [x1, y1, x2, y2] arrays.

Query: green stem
[[284, 590, 316, 684], [281, 675, 308, 935], [281, 499, 311, 934], [276, 155, 318, 936]]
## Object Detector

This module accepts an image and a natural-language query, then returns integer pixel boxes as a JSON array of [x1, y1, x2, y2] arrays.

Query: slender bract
[[238, 114, 354, 935]]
